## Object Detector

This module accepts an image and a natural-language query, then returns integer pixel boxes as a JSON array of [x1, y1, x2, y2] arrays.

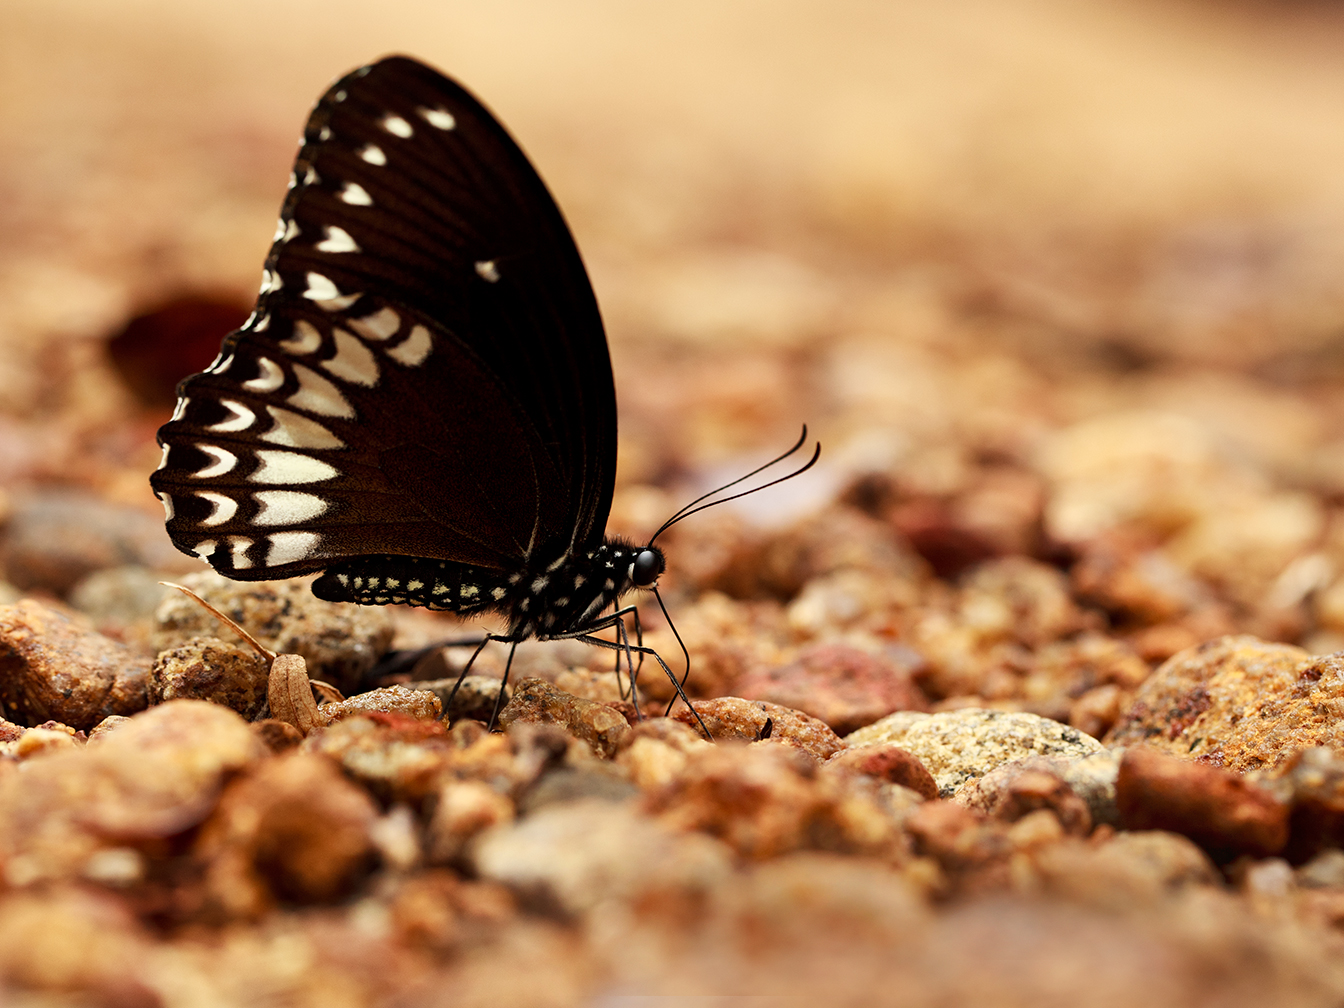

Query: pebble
[[472, 799, 732, 917], [195, 751, 378, 916], [0, 599, 149, 729], [824, 744, 939, 799], [149, 636, 269, 719], [1106, 635, 1344, 773], [0, 487, 188, 594], [318, 684, 443, 725], [413, 675, 510, 724], [672, 696, 844, 759], [955, 750, 1122, 828], [953, 760, 1093, 835], [734, 642, 928, 735], [497, 678, 630, 759], [846, 708, 1105, 797], [150, 570, 394, 694], [67, 565, 172, 635], [1115, 746, 1289, 859]]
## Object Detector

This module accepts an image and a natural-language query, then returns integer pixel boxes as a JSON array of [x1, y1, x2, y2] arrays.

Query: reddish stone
[[736, 643, 927, 735], [826, 744, 939, 799], [1115, 747, 1289, 859]]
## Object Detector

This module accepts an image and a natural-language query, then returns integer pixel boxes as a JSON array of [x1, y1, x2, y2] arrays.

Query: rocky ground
[[8, 0, 1344, 1005]]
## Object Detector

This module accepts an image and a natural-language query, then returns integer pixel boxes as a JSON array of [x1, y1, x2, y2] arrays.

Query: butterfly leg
[[487, 639, 521, 732], [569, 634, 712, 742]]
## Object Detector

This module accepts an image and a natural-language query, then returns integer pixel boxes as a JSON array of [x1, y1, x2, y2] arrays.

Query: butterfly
[[150, 55, 816, 722]]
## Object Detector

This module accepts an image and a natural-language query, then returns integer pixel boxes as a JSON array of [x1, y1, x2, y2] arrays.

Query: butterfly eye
[[631, 548, 664, 587]]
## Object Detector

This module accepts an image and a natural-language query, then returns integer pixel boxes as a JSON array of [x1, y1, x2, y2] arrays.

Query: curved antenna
[[647, 426, 819, 545], [648, 439, 821, 544]]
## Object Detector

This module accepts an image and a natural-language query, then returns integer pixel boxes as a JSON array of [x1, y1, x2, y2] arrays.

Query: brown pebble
[[251, 718, 303, 752], [318, 684, 443, 726], [1115, 747, 1289, 859], [671, 696, 844, 760], [1106, 635, 1342, 774], [825, 744, 939, 799], [195, 751, 379, 916], [0, 599, 149, 729], [736, 643, 928, 735], [955, 764, 1092, 835], [150, 636, 269, 719], [498, 678, 629, 759]]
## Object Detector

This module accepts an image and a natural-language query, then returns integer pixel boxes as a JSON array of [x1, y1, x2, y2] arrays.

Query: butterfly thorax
[[311, 538, 660, 640]]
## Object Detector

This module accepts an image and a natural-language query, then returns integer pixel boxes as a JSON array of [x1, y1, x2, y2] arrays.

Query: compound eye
[[631, 548, 664, 587]]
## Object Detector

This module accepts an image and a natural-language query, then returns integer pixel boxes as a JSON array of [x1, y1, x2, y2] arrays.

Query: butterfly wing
[[151, 56, 616, 580]]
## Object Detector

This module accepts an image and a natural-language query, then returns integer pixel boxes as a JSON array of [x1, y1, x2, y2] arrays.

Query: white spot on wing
[[229, 537, 253, 569], [418, 106, 455, 130], [253, 314, 271, 332], [156, 443, 170, 472], [382, 114, 413, 138], [194, 445, 237, 478], [387, 325, 432, 366], [288, 366, 355, 419], [170, 398, 189, 422], [158, 493, 174, 521], [206, 400, 255, 433], [338, 182, 372, 206], [242, 357, 285, 392], [316, 226, 360, 254], [207, 354, 233, 375], [348, 307, 400, 341], [279, 320, 323, 355], [192, 540, 217, 560], [260, 270, 283, 295], [266, 531, 321, 566], [303, 272, 361, 310], [475, 260, 500, 283], [334, 89, 348, 102], [359, 144, 387, 166], [196, 491, 238, 526], [321, 329, 380, 386], [261, 406, 344, 449], [304, 166, 319, 186], [250, 450, 339, 484], [254, 490, 328, 525], [318, 126, 332, 141]]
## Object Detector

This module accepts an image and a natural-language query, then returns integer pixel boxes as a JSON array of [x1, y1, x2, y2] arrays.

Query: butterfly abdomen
[[311, 539, 654, 640]]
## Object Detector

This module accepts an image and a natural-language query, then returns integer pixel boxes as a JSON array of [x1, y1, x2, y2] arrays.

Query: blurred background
[[8, 0, 1344, 688]]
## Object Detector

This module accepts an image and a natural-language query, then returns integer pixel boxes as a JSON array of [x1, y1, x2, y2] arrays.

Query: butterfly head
[[630, 546, 665, 589]]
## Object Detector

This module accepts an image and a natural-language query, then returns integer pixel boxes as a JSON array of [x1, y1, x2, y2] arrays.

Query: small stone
[[414, 675, 510, 724], [519, 766, 639, 813], [953, 762, 1092, 835], [0, 599, 150, 729], [150, 570, 394, 693], [645, 742, 905, 861], [735, 643, 928, 735], [318, 684, 443, 725], [824, 744, 939, 799], [497, 678, 630, 759], [1115, 747, 1289, 859], [149, 636, 269, 719], [1106, 635, 1344, 773], [426, 780, 516, 864], [1266, 747, 1344, 863], [14, 726, 79, 760], [1031, 830, 1220, 909], [671, 696, 844, 760], [1296, 848, 1344, 888], [68, 565, 172, 635], [195, 751, 379, 915], [251, 718, 303, 752], [306, 713, 450, 804], [472, 799, 732, 917], [846, 708, 1105, 797], [0, 487, 187, 595]]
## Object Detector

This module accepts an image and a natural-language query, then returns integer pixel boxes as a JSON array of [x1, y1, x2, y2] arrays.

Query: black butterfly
[[150, 55, 816, 721]]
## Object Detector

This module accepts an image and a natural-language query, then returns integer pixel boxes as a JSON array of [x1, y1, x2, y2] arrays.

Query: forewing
[[151, 56, 616, 580]]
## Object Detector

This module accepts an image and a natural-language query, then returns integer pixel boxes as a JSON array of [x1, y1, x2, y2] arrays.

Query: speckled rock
[[305, 712, 450, 804], [0, 599, 149, 729], [149, 636, 269, 719], [149, 571, 393, 693], [952, 758, 1094, 834], [1106, 635, 1344, 773], [413, 675, 510, 725], [1116, 747, 1289, 859], [672, 696, 844, 760], [1030, 831, 1220, 909], [955, 750, 1123, 828], [498, 678, 630, 759], [735, 643, 927, 735], [318, 684, 442, 725], [846, 708, 1104, 797], [472, 799, 732, 916]]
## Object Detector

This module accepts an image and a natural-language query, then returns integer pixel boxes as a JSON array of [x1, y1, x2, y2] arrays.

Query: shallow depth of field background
[[7, 0, 1344, 641]]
